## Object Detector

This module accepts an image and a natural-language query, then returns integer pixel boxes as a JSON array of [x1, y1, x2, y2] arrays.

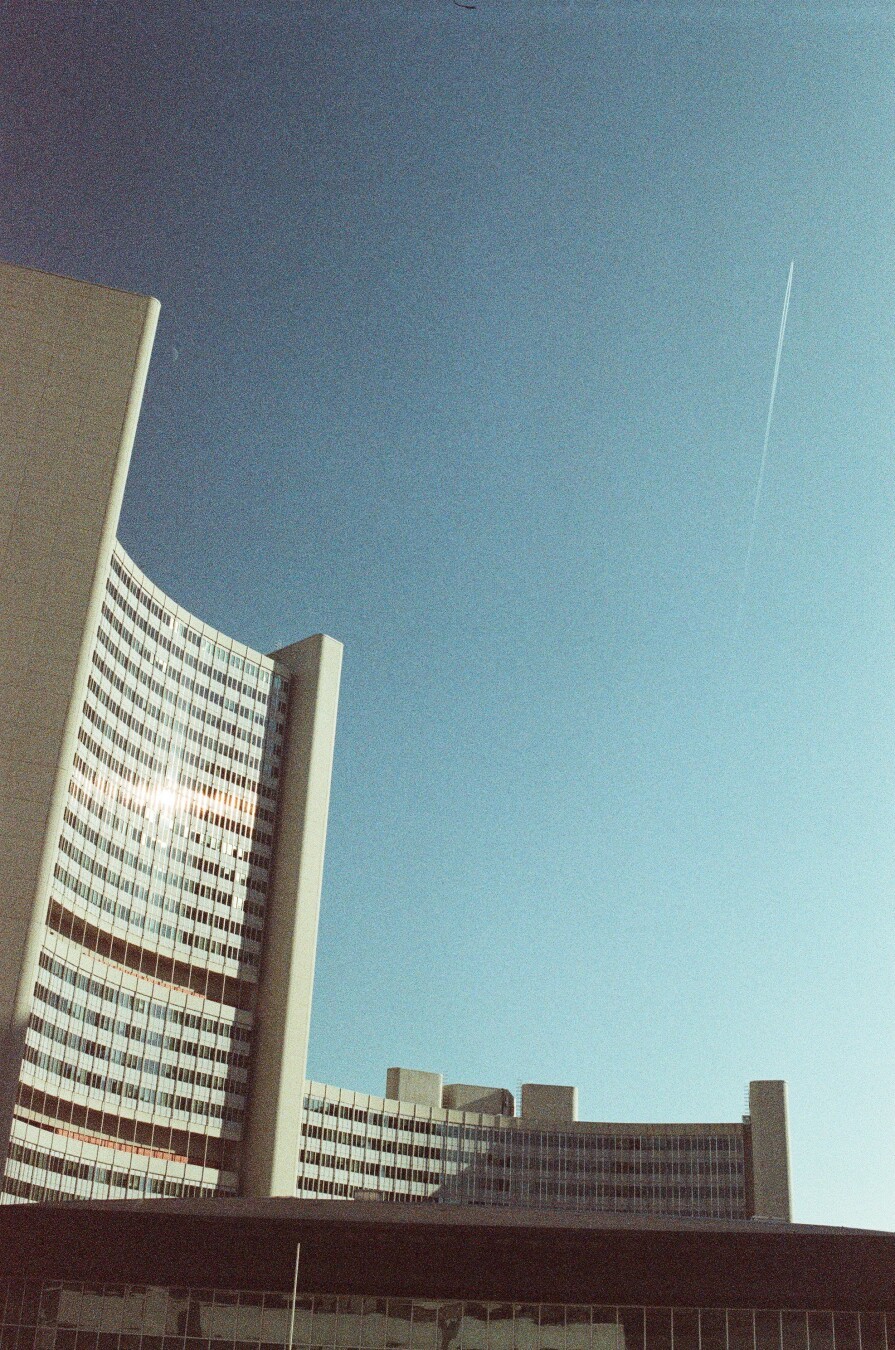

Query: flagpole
[[287, 1242, 302, 1350]]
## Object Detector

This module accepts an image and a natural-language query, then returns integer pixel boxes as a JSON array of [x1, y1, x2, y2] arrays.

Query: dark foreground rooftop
[[0, 1199, 892, 1311]]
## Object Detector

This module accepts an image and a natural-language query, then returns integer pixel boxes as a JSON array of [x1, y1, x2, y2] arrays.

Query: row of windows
[[12, 1086, 243, 1173], [59, 818, 140, 881], [6, 1141, 201, 1194], [86, 673, 272, 773], [299, 1153, 440, 1185], [92, 635, 276, 770], [1, 1174, 220, 1203], [90, 657, 271, 748], [301, 1126, 743, 1182], [27, 1011, 247, 1092], [4, 1285, 887, 1350], [87, 631, 277, 803], [31, 982, 250, 1068], [21, 1042, 243, 1123], [36, 951, 252, 1044], [65, 775, 271, 908], [467, 1155, 743, 1179], [297, 1148, 742, 1205], [69, 755, 261, 843], [94, 623, 269, 734], [48, 893, 257, 976], [54, 857, 263, 961], [302, 1110, 742, 1156], [108, 554, 173, 627], [108, 554, 282, 709]]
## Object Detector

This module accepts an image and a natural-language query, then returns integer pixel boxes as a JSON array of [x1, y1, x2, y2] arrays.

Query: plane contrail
[[733, 260, 794, 639]]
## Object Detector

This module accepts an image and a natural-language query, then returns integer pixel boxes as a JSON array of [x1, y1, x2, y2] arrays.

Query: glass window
[[618, 1311, 644, 1350], [357, 1301, 387, 1350], [755, 1313, 779, 1350], [185, 1296, 214, 1341], [141, 1293, 170, 1340], [5, 1286, 27, 1326], [565, 1309, 590, 1350], [233, 1298, 262, 1344], [164, 1291, 190, 1339], [386, 1305, 412, 1350], [56, 1295, 82, 1332], [436, 1305, 462, 1350], [312, 1298, 338, 1348], [833, 1316, 858, 1350], [780, 1315, 805, 1350], [513, 1309, 538, 1350], [857, 1315, 885, 1350], [486, 1306, 513, 1350], [38, 1291, 62, 1330], [337, 1299, 365, 1349], [259, 1295, 291, 1346], [645, 1311, 671, 1350], [456, 1308, 487, 1350], [591, 1312, 617, 1350], [540, 1309, 565, 1350], [727, 1312, 752, 1350], [700, 1312, 726, 1350], [672, 1310, 698, 1350], [806, 1314, 832, 1350], [20, 1292, 41, 1327], [411, 1306, 438, 1350]]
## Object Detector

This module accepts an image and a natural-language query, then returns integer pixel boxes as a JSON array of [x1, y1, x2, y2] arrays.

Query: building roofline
[[14, 1196, 888, 1239]]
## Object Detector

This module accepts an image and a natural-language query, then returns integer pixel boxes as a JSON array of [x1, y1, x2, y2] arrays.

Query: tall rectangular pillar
[[240, 633, 342, 1196], [749, 1079, 792, 1220], [0, 263, 159, 1159]]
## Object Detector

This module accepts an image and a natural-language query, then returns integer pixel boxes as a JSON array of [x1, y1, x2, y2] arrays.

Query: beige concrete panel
[[241, 633, 343, 1197], [442, 1083, 515, 1116], [385, 1069, 444, 1110], [749, 1079, 792, 1221], [0, 262, 159, 1160], [521, 1083, 579, 1123]]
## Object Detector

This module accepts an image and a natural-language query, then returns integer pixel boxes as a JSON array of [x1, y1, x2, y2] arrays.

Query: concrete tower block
[[521, 1083, 579, 1123], [749, 1079, 792, 1221], [385, 1068, 443, 1109]]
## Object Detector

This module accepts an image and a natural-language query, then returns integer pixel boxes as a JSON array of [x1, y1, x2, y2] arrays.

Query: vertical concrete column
[[0, 264, 158, 1162], [241, 633, 342, 1196], [749, 1079, 792, 1220]]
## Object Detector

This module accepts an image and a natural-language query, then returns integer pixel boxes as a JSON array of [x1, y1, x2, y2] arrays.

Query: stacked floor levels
[[0, 262, 342, 1203], [296, 1073, 790, 1221]]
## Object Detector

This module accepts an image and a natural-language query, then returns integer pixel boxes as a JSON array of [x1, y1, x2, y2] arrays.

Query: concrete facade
[[0, 264, 159, 1172], [385, 1069, 444, 1110], [521, 1082, 579, 1123], [0, 263, 342, 1203], [297, 1073, 792, 1221], [749, 1078, 792, 1221], [242, 635, 343, 1198]]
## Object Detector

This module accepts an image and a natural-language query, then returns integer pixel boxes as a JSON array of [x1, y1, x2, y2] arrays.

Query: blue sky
[[4, 1, 893, 1229]]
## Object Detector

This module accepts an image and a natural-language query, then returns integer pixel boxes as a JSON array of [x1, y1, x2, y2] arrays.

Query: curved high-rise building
[[294, 1072, 791, 1222], [0, 262, 342, 1203]]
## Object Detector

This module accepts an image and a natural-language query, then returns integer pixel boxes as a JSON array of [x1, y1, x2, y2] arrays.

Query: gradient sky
[[4, 1, 893, 1230]]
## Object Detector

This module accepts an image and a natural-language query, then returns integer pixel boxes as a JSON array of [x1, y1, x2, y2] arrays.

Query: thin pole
[[287, 1242, 302, 1350]]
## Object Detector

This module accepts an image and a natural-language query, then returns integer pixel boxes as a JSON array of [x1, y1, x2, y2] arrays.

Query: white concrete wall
[[241, 634, 342, 1196], [749, 1079, 792, 1220], [0, 263, 158, 1161]]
